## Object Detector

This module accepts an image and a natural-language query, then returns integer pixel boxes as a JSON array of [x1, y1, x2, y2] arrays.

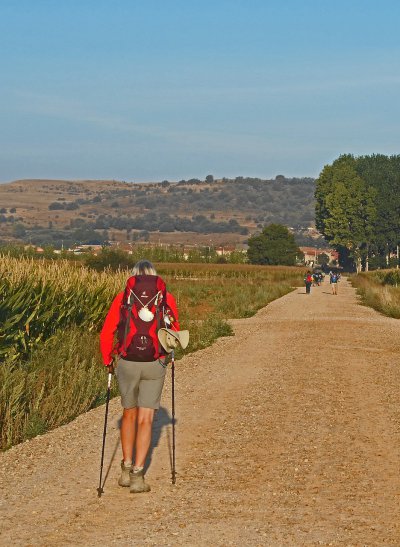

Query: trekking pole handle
[[107, 372, 112, 389]]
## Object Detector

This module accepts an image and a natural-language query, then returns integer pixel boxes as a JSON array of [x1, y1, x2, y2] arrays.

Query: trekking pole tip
[[97, 487, 104, 498]]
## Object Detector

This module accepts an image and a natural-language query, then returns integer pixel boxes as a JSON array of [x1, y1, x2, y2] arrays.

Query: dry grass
[[351, 270, 400, 319]]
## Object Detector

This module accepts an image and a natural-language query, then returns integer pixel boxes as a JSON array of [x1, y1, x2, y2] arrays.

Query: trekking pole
[[97, 371, 112, 498], [171, 350, 176, 485]]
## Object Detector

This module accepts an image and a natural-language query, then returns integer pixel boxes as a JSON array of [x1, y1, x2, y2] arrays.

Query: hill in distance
[[0, 176, 322, 248]]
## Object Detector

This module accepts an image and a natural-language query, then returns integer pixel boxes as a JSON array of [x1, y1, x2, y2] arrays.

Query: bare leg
[[121, 407, 137, 462], [134, 407, 155, 468]]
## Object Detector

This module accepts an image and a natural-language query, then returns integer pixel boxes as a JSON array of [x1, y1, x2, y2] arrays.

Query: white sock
[[133, 465, 143, 472], [124, 460, 132, 467]]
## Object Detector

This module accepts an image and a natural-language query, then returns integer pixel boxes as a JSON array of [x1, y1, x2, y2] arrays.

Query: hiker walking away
[[304, 271, 313, 294], [330, 271, 338, 295], [100, 260, 182, 494], [312, 272, 317, 286]]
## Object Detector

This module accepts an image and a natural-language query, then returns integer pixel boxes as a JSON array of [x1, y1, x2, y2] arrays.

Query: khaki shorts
[[116, 358, 167, 409]]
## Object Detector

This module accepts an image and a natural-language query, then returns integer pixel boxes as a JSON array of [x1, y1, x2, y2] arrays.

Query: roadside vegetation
[[351, 270, 400, 319], [0, 256, 304, 449]]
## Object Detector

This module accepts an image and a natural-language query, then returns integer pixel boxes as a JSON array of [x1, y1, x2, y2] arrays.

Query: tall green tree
[[315, 155, 377, 272], [355, 154, 400, 263], [247, 223, 300, 265]]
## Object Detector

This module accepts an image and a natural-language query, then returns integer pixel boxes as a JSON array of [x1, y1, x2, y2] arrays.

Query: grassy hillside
[[0, 176, 317, 248]]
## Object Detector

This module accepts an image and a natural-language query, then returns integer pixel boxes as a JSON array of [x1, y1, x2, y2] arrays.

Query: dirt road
[[1, 277, 399, 546]]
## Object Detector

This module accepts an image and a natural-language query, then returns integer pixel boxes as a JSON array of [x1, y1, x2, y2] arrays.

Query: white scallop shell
[[138, 307, 154, 322]]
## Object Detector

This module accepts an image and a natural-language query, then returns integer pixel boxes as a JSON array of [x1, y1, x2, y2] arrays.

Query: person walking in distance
[[330, 271, 338, 295], [304, 270, 313, 294], [100, 260, 181, 494]]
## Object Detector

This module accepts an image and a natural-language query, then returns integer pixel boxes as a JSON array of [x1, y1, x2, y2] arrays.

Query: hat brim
[[158, 328, 189, 352]]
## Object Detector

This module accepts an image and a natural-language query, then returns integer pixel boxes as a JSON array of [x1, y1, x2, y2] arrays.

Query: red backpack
[[117, 275, 172, 361]]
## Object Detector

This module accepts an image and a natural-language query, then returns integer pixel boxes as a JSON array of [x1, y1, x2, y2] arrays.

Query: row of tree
[[73, 213, 248, 235], [315, 154, 400, 271]]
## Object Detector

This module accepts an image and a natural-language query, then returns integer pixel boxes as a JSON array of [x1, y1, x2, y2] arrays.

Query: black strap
[[121, 303, 133, 355], [156, 302, 163, 357]]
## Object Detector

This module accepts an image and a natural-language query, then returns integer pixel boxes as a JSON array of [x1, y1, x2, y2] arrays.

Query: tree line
[[74, 213, 248, 236], [315, 154, 400, 271]]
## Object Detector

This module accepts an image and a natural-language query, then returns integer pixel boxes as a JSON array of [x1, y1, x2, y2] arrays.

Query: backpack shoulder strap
[[155, 276, 167, 356], [119, 276, 137, 356], [123, 276, 137, 304]]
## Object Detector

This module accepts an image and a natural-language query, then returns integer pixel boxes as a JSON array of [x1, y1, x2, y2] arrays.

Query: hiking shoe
[[118, 461, 132, 487], [130, 468, 151, 493]]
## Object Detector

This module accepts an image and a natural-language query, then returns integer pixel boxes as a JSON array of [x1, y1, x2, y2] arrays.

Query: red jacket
[[100, 291, 180, 365]]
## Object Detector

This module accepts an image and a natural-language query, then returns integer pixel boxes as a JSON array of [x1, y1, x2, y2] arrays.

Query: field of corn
[[351, 269, 400, 319], [0, 256, 305, 449]]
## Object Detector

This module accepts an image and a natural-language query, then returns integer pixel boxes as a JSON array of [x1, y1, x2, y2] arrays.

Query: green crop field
[[0, 256, 304, 449]]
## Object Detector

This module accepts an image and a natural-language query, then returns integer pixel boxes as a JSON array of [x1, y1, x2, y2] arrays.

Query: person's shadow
[[145, 406, 175, 473], [101, 406, 174, 491]]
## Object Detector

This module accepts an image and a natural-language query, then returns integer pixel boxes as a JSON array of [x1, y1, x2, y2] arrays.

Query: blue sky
[[0, 0, 399, 182]]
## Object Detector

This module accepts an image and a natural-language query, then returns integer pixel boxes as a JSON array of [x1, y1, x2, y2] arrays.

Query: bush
[[49, 202, 65, 210]]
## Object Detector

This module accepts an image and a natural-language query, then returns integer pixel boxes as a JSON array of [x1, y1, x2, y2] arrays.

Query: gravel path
[[1, 277, 399, 546]]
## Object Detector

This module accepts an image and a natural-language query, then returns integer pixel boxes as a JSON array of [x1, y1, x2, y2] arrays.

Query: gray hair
[[131, 259, 157, 276]]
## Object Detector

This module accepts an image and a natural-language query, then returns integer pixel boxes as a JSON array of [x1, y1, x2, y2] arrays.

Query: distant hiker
[[330, 272, 338, 295], [100, 259, 187, 494], [304, 271, 313, 294]]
